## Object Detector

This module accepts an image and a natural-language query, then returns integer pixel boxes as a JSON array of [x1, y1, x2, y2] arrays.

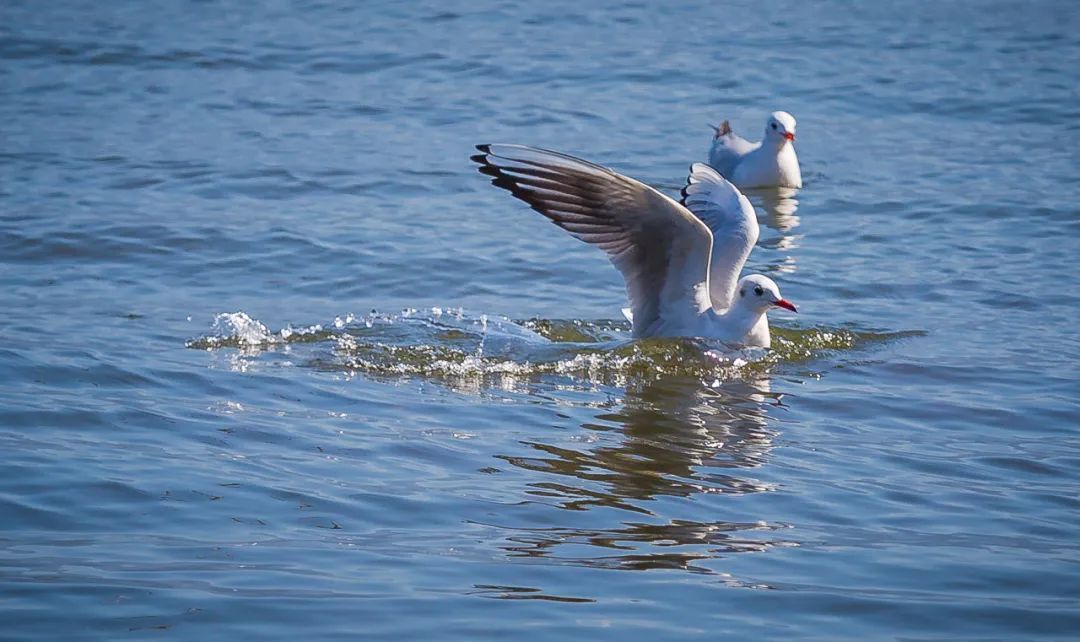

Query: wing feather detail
[[681, 163, 759, 310], [472, 144, 714, 337]]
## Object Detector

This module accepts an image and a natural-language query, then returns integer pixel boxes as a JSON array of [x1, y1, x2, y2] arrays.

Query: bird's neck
[[715, 304, 769, 343], [765, 136, 789, 151]]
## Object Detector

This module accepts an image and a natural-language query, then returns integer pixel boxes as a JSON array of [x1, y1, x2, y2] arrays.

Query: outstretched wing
[[681, 163, 759, 311], [707, 121, 760, 178], [472, 144, 713, 338]]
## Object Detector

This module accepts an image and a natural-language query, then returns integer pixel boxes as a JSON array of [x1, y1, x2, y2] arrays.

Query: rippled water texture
[[2, 0, 1079, 639]]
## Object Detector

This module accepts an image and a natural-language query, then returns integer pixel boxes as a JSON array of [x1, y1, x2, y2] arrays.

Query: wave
[[187, 308, 918, 387]]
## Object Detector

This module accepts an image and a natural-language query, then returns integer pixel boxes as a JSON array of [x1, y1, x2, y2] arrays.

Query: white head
[[764, 111, 797, 145], [735, 275, 797, 315]]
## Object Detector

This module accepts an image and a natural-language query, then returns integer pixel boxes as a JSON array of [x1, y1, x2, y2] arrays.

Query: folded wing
[[707, 123, 759, 178], [681, 163, 759, 310], [472, 144, 713, 337]]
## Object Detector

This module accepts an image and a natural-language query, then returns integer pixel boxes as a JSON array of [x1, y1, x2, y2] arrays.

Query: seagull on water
[[708, 111, 802, 189], [471, 144, 796, 348]]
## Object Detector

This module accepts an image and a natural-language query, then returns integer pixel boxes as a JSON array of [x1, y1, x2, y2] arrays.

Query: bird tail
[[708, 120, 732, 139]]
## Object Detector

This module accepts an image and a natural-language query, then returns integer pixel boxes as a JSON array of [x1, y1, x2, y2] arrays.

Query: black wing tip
[[470, 144, 493, 169], [471, 153, 524, 195], [489, 175, 520, 192], [679, 163, 697, 204]]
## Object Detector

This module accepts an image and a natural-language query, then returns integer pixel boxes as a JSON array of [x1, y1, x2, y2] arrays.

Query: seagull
[[708, 111, 802, 189], [471, 144, 796, 347]]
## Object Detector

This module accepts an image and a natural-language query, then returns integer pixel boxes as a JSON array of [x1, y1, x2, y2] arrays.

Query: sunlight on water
[[187, 308, 917, 388], [5, 0, 1080, 637]]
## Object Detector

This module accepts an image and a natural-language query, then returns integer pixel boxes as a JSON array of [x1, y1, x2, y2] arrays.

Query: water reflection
[[746, 187, 801, 276], [755, 187, 800, 233], [492, 375, 796, 574], [503, 376, 778, 509]]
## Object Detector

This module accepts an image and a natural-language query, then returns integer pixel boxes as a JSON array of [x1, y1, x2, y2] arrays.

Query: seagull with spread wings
[[471, 144, 796, 348]]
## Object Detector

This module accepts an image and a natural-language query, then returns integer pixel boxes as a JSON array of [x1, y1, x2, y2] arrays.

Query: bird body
[[472, 145, 796, 348]]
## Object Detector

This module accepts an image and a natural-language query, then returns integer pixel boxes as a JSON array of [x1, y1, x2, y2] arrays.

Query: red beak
[[775, 299, 797, 313], [783, 132, 795, 141]]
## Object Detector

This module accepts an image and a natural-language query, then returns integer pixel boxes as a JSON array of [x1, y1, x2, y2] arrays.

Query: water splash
[[187, 312, 333, 350], [187, 308, 918, 386]]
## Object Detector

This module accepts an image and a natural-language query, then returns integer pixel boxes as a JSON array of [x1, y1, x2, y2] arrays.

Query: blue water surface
[[2, 0, 1079, 640]]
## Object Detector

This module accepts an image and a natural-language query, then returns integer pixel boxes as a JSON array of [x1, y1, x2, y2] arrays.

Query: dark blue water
[[3, 0, 1079, 639]]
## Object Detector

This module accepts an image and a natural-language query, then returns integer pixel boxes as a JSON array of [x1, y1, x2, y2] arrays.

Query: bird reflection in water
[[491, 375, 797, 575], [749, 186, 801, 275], [757, 186, 800, 233]]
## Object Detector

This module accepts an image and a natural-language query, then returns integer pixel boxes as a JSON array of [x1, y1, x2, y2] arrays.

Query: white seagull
[[708, 111, 802, 189], [472, 144, 796, 347]]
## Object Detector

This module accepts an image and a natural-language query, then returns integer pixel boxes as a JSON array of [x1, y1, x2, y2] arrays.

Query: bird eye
[[770, 123, 777, 130], [754, 285, 764, 296]]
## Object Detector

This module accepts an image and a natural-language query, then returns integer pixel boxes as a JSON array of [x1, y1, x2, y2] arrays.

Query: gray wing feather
[[707, 122, 760, 178], [681, 163, 759, 310], [472, 144, 714, 337]]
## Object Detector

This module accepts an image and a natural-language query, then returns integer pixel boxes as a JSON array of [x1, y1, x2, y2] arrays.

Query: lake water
[[2, 0, 1079, 639]]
